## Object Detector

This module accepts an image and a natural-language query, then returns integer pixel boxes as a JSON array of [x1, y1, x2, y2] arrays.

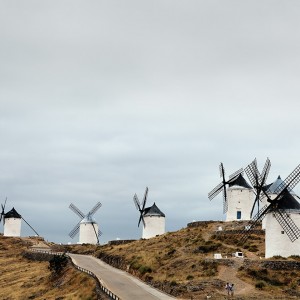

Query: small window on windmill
[[281, 231, 284, 234]]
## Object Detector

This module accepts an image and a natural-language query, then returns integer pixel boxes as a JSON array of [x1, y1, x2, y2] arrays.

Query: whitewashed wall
[[4, 218, 21, 237], [226, 187, 254, 221], [79, 222, 99, 244], [142, 216, 165, 239], [265, 211, 300, 258]]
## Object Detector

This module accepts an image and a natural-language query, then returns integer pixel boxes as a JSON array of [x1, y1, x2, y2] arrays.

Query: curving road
[[69, 253, 176, 300]]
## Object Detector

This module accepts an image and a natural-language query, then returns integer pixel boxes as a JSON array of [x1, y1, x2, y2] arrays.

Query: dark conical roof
[[276, 190, 300, 210], [228, 174, 252, 189], [144, 203, 165, 217], [5, 207, 21, 219], [267, 176, 296, 195]]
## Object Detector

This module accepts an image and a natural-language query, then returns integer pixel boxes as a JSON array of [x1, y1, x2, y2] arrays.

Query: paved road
[[69, 253, 176, 300]]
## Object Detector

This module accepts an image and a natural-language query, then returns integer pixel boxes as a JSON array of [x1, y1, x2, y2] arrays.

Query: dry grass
[[0, 235, 97, 300], [4, 222, 300, 299], [60, 221, 300, 300]]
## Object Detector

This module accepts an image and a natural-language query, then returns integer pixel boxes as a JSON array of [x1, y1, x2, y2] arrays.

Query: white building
[[265, 190, 300, 258], [3, 207, 22, 237], [142, 203, 165, 239], [226, 174, 254, 221], [79, 216, 99, 244]]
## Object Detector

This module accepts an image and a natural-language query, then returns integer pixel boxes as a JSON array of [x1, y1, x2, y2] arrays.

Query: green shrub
[[138, 265, 152, 275], [186, 275, 194, 280]]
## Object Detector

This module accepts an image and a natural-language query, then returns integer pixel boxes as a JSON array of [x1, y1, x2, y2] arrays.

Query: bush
[[197, 241, 222, 253], [248, 245, 259, 252], [167, 248, 176, 256], [201, 260, 218, 276], [255, 281, 266, 289], [186, 275, 194, 280], [138, 265, 152, 275], [170, 280, 178, 286], [48, 254, 68, 275]]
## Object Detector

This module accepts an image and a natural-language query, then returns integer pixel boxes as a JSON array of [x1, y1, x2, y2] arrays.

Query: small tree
[[49, 254, 68, 275]]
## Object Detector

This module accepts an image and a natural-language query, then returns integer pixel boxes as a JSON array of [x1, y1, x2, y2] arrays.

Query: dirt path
[[218, 260, 254, 296]]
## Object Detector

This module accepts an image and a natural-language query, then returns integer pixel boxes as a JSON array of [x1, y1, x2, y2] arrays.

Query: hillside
[[61, 221, 300, 299], [0, 235, 97, 300], [2, 221, 300, 299]]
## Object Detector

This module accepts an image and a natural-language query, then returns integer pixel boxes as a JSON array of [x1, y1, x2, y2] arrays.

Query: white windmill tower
[[240, 163, 300, 258], [2, 201, 22, 237], [208, 163, 254, 221], [69, 202, 102, 244], [133, 187, 165, 239], [0, 198, 39, 237]]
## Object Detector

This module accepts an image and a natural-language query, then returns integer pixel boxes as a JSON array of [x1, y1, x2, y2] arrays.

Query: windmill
[[239, 164, 300, 257], [208, 163, 253, 221], [133, 187, 165, 239], [69, 202, 102, 244], [0, 198, 39, 237], [0, 197, 7, 224], [244, 158, 271, 217]]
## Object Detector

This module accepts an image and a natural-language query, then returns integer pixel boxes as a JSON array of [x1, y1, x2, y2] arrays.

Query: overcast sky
[[1, 1, 300, 244]]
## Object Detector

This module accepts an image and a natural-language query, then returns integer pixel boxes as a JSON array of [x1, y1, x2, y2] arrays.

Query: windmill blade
[[238, 204, 270, 244], [69, 222, 80, 238], [133, 194, 141, 210], [274, 164, 300, 196], [246, 158, 272, 217], [260, 158, 271, 185], [141, 187, 148, 211], [222, 188, 228, 213], [252, 204, 271, 222], [0, 197, 7, 222], [245, 160, 259, 188], [89, 202, 102, 216], [208, 182, 224, 200], [228, 168, 243, 180], [138, 212, 146, 228], [91, 223, 99, 244], [219, 163, 225, 178], [273, 210, 300, 242], [98, 229, 103, 237], [69, 203, 85, 219], [21, 217, 39, 236]]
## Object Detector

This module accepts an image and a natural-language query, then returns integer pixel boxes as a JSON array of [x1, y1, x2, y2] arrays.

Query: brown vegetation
[[0, 235, 97, 300], [2, 221, 300, 299], [63, 221, 300, 299]]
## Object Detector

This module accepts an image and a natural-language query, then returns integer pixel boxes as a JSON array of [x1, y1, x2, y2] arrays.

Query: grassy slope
[[3, 222, 300, 299], [64, 221, 300, 300], [0, 235, 97, 300]]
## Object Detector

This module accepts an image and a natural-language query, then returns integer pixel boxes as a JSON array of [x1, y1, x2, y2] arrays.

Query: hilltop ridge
[[61, 221, 300, 299]]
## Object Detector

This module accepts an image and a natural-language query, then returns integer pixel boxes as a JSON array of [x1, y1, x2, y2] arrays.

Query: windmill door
[[236, 211, 241, 220]]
